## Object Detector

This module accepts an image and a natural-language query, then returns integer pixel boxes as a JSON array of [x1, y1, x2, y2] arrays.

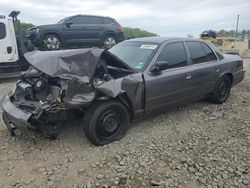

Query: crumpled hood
[[24, 48, 134, 83]]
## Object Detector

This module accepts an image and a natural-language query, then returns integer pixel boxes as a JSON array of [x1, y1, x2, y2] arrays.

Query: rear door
[[81, 16, 104, 45], [185, 41, 220, 96], [144, 42, 195, 115], [0, 20, 18, 63]]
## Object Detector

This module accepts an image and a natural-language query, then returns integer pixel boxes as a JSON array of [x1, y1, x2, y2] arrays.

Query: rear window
[[0, 23, 6, 39], [187, 42, 208, 64]]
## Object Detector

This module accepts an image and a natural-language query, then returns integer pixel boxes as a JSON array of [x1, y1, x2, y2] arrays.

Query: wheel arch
[[102, 31, 117, 40], [219, 72, 234, 84]]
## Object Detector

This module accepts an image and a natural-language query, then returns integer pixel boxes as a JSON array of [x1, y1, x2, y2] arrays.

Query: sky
[[0, 0, 249, 37]]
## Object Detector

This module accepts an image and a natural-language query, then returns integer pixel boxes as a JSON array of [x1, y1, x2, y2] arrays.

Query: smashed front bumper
[[1, 91, 69, 137], [1, 92, 35, 135]]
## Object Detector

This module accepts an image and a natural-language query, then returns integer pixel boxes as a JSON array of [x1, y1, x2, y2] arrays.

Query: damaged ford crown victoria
[[1, 37, 245, 146]]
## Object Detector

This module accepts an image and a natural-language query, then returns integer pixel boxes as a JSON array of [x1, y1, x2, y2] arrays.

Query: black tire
[[43, 34, 61, 50], [103, 35, 117, 49], [83, 100, 130, 146], [209, 75, 232, 104]]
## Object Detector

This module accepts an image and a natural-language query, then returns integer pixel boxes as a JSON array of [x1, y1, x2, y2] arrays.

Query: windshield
[[109, 41, 158, 71], [57, 17, 70, 24]]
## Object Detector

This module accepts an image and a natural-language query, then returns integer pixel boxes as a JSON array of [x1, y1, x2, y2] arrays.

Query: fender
[[102, 31, 117, 40]]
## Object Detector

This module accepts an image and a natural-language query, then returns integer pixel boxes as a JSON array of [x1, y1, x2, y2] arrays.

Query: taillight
[[119, 26, 124, 32]]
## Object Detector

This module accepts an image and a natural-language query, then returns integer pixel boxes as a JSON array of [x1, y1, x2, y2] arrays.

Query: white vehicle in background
[[0, 11, 30, 77]]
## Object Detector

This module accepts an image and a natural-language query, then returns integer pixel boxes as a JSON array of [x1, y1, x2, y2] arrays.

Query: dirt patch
[[0, 59, 249, 188]]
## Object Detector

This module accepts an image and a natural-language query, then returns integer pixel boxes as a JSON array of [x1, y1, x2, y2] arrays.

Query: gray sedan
[[1, 37, 245, 145]]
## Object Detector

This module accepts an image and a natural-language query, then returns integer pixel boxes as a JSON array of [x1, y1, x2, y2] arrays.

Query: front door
[[62, 16, 86, 46], [144, 42, 194, 116]]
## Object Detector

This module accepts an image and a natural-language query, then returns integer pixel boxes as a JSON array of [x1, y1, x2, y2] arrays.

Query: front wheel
[[209, 75, 232, 104], [43, 34, 61, 50], [83, 101, 130, 146]]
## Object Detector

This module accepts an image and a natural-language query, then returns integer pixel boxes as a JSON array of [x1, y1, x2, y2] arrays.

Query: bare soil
[[0, 59, 249, 188]]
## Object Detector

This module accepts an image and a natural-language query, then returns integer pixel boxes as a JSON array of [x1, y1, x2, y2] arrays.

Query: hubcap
[[104, 37, 116, 48], [97, 109, 120, 138], [44, 37, 60, 50]]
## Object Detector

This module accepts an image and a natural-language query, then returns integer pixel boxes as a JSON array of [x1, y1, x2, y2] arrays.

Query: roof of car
[[127, 37, 202, 44], [73, 14, 113, 19]]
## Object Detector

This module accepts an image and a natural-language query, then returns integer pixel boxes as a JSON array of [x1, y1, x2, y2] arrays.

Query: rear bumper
[[232, 69, 245, 86]]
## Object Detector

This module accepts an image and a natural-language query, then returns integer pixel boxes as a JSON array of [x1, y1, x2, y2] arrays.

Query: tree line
[[216, 29, 250, 39]]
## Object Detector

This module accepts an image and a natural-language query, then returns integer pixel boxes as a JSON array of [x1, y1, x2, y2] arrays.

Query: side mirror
[[150, 64, 161, 75], [65, 21, 73, 27], [150, 61, 169, 75]]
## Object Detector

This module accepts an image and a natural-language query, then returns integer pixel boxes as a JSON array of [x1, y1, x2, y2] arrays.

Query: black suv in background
[[26, 15, 125, 50]]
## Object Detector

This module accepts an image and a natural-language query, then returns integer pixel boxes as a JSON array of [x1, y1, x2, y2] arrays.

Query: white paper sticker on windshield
[[140, 44, 157, 50]]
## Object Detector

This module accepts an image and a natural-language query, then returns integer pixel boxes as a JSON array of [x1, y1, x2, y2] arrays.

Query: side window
[[103, 18, 113, 24], [157, 42, 187, 70], [70, 16, 84, 24], [70, 16, 104, 24], [87, 17, 104, 24], [201, 42, 217, 61], [187, 42, 208, 64], [0, 23, 6, 39]]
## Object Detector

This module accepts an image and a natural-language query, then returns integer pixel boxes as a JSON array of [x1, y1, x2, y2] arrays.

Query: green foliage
[[20, 23, 34, 33], [124, 27, 158, 39]]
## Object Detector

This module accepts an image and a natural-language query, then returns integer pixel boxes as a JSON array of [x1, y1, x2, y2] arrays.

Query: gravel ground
[[0, 59, 249, 188]]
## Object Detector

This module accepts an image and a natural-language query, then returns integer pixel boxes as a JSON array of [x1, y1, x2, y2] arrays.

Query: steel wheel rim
[[218, 80, 230, 100], [96, 108, 121, 139]]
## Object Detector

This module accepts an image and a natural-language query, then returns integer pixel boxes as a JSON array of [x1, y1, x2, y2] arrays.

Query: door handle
[[185, 73, 192, 79]]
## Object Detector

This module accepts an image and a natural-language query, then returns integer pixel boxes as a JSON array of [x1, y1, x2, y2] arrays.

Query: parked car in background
[[201, 30, 217, 38], [26, 15, 125, 50], [1, 37, 245, 146]]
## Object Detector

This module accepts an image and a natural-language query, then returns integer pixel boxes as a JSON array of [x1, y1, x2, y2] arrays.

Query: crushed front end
[[1, 68, 82, 137], [1, 48, 136, 139]]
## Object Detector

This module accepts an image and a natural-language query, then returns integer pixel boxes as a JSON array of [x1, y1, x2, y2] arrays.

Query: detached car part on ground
[[1, 37, 245, 146]]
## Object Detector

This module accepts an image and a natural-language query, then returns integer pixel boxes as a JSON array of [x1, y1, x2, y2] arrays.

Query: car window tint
[[71, 16, 104, 24], [103, 18, 113, 24], [157, 42, 187, 70], [201, 42, 217, 61], [187, 41, 208, 64], [0, 23, 6, 39], [70, 16, 84, 24]]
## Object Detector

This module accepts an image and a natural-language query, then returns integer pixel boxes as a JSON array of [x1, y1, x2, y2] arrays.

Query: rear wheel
[[43, 34, 61, 50], [209, 75, 232, 104], [103, 35, 117, 49], [83, 100, 130, 146]]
